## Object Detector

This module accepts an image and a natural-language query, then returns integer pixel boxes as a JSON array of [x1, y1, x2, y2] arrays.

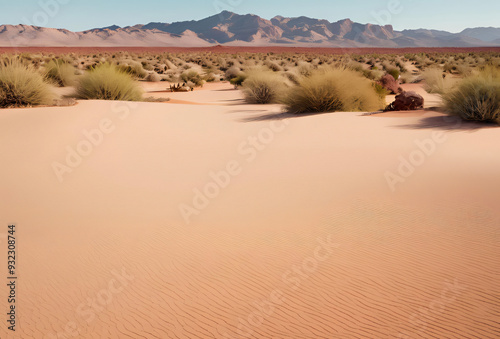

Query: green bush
[[0, 60, 53, 108], [373, 83, 389, 99], [76, 64, 143, 101], [363, 69, 384, 81], [242, 71, 285, 104], [230, 73, 247, 87], [283, 68, 385, 113], [387, 68, 400, 81], [44, 59, 76, 87], [443, 72, 500, 123]]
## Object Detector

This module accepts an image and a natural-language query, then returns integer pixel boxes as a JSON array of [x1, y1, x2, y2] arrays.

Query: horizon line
[[1, 10, 499, 34]]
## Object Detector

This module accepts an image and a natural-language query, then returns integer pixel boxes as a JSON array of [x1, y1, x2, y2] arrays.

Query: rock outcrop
[[379, 74, 403, 94], [385, 91, 424, 111]]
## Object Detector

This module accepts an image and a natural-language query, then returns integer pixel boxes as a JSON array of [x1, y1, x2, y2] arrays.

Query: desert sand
[[0, 81, 499, 338]]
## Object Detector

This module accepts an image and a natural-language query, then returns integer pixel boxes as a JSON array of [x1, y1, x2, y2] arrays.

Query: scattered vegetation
[[1, 50, 500, 114], [283, 68, 385, 113], [180, 70, 205, 87], [117, 61, 148, 79], [387, 68, 400, 81], [242, 71, 285, 104], [0, 60, 53, 108], [146, 72, 161, 82], [44, 59, 76, 87], [443, 69, 500, 123], [230, 74, 248, 87], [422, 68, 457, 95], [76, 63, 143, 101]]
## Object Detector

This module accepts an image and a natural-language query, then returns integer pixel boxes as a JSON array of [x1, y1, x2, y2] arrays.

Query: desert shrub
[[141, 61, 154, 71], [395, 61, 408, 73], [242, 71, 285, 104], [225, 66, 241, 80], [455, 64, 473, 76], [443, 71, 500, 123], [181, 70, 204, 87], [146, 72, 161, 82], [44, 59, 77, 87], [399, 72, 416, 84], [282, 68, 385, 113], [76, 63, 143, 101], [284, 71, 301, 85], [423, 68, 456, 94], [204, 72, 217, 82], [264, 61, 283, 72], [230, 74, 248, 87], [347, 61, 364, 73], [387, 68, 400, 81], [373, 83, 389, 99], [296, 62, 314, 77], [363, 69, 385, 81], [443, 62, 457, 73], [164, 60, 177, 70], [0, 60, 53, 108], [117, 61, 147, 79]]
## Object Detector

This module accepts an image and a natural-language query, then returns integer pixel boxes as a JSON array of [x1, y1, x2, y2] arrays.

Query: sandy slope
[[0, 82, 499, 338], [0, 25, 213, 47]]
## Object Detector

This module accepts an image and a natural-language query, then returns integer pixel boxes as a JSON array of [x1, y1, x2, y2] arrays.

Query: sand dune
[[0, 25, 212, 47], [0, 82, 499, 338]]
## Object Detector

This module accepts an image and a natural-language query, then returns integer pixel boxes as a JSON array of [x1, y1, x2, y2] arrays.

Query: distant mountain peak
[[1, 12, 500, 47], [90, 24, 121, 32]]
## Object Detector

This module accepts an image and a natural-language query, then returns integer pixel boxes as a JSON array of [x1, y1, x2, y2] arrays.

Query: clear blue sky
[[0, 0, 499, 33]]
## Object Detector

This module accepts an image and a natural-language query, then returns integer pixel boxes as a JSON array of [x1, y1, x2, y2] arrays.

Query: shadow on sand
[[239, 111, 335, 122], [395, 115, 499, 131]]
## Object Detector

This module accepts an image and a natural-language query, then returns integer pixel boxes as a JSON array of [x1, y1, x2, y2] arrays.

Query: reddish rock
[[379, 73, 402, 94], [385, 91, 424, 111]]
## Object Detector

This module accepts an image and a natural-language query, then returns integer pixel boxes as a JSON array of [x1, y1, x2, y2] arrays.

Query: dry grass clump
[[423, 68, 457, 95], [264, 60, 283, 72], [296, 62, 314, 77], [284, 71, 301, 85], [181, 70, 205, 87], [443, 68, 500, 124], [76, 63, 143, 101], [146, 72, 161, 82], [283, 68, 385, 114], [44, 59, 77, 87], [242, 70, 285, 104], [117, 61, 147, 79], [399, 72, 417, 84], [230, 73, 247, 87], [203, 72, 218, 82], [363, 69, 385, 81], [387, 68, 400, 81], [0, 60, 53, 108], [225, 66, 242, 80]]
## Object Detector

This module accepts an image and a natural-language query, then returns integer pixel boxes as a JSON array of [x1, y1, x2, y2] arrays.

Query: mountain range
[[1, 11, 500, 47]]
